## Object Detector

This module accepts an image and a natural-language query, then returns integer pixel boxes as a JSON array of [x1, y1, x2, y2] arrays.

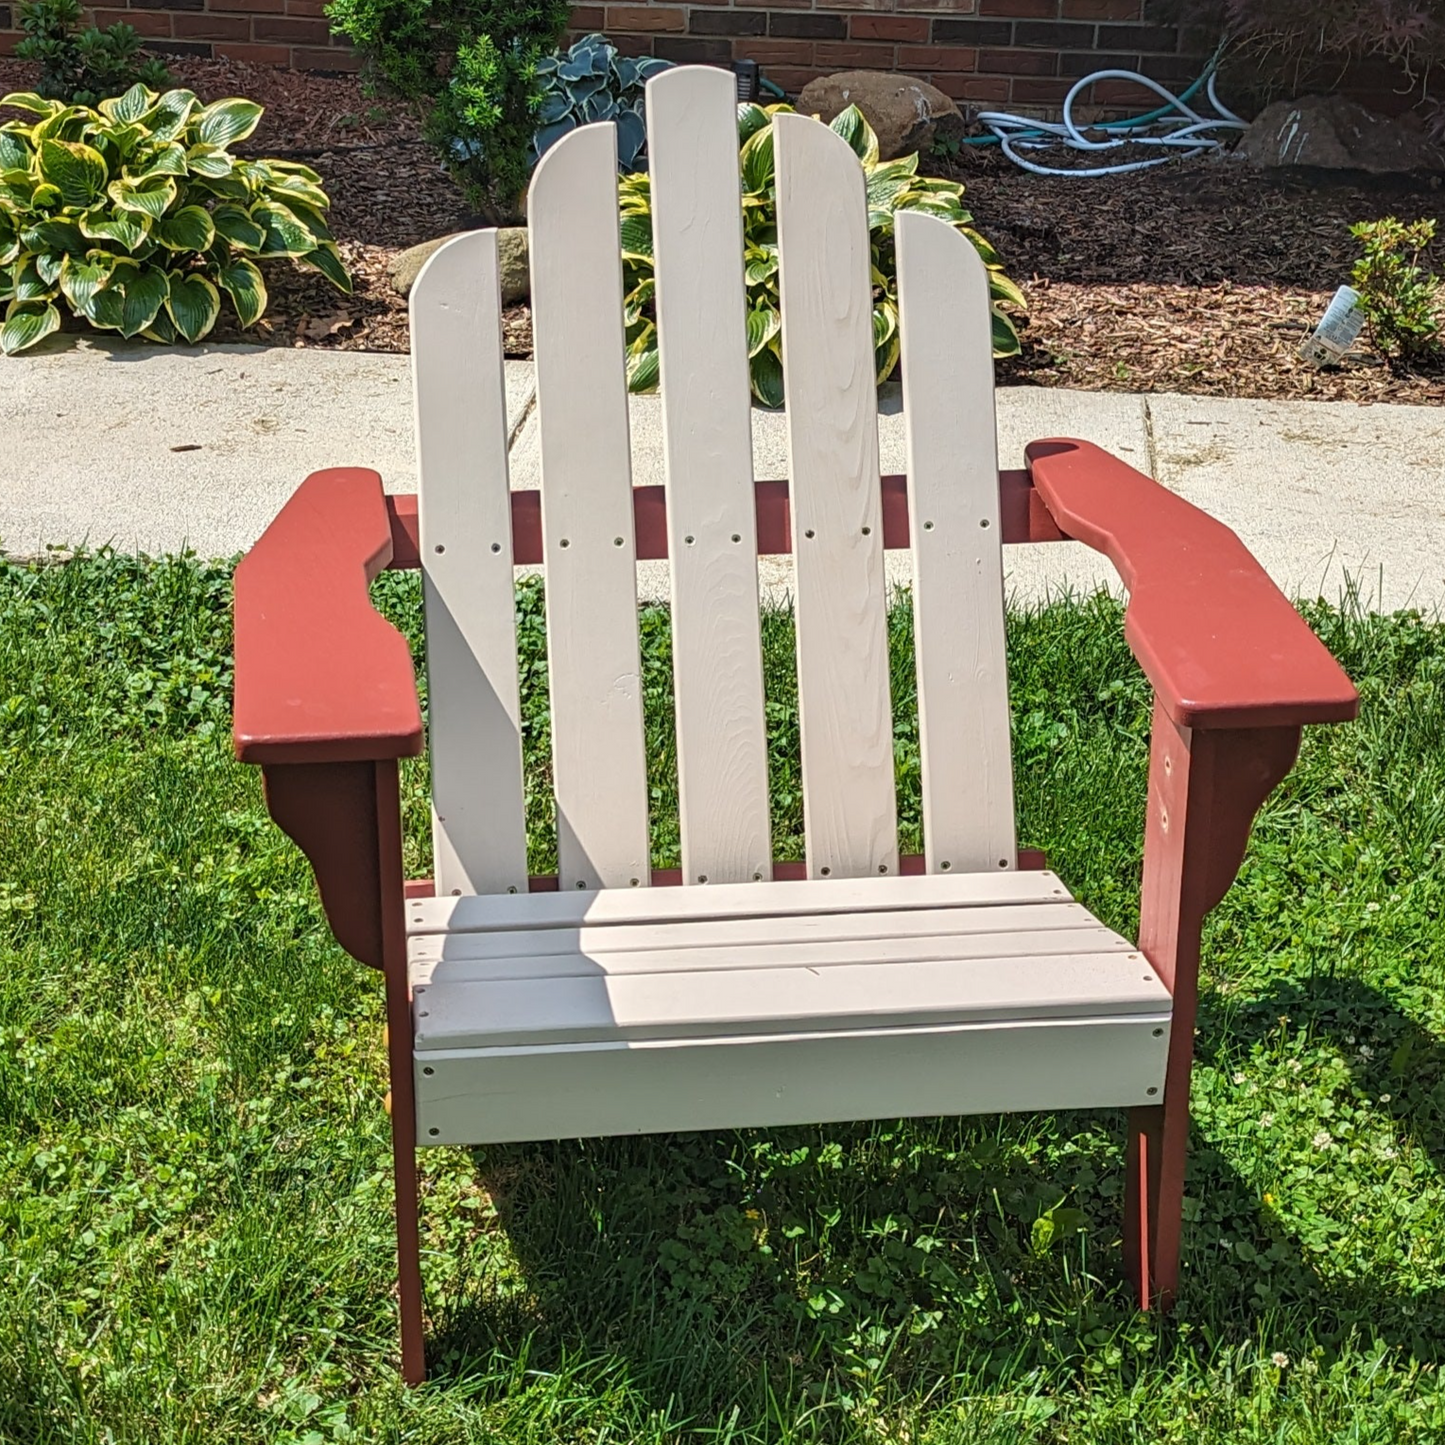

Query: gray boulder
[[796, 71, 965, 161], [388, 226, 531, 301], [1240, 95, 1443, 175]]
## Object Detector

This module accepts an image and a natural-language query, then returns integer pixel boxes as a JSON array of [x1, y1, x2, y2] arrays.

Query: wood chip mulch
[[3, 56, 1445, 403]]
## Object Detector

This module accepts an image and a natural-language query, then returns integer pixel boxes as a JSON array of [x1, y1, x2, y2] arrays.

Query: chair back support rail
[[410, 64, 1016, 901]]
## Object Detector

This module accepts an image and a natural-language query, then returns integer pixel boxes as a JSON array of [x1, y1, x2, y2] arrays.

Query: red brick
[[569, 5, 603, 25], [1061, 0, 1140, 16], [213, 39, 290, 61], [290, 44, 361, 69], [173, 13, 250, 40], [286, 0, 331, 16], [930, 73, 1010, 99], [980, 0, 1057, 13], [92, 7, 171, 35], [898, 43, 977, 69], [610, 31, 654, 54], [1009, 76, 1074, 101], [742, 37, 814, 64], [849, 14, 928, 40], [898, 0, 978, 9], [978, 46, 1056, 74], [813, 39, 898, 67], [733, 0, 812, 10], [251, 14, 328, 40], [762, 66, 818, 90], [209, 0, 285, 12], [814, 0, 896, 10], [605, 5, 684, 31]]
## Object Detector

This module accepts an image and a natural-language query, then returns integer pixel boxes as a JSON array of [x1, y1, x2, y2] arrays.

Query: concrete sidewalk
[[2, 337, 1442, 610]]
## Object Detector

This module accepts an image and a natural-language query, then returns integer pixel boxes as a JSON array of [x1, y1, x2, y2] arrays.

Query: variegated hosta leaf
[[22, 219, 85, 255], [185, 143, 234, 180], [991, 309, 1021, 358], [211, 205, 265, 252], [99, 84, 156, 125], [622, 277, 653, 326], [59, 255, 116, 318], [737, 102, 771, 145], [618, 212, 652, 262], [36, 252, 63, 285], [108, 174, 178, 219], [872, 303, 898, 351], [269, 196, 333, 243], [266, 172, 331, 212], [250, 201, 314, 257], [265, 159, 323, 183], [194, 98, 263, 149], [154, 205, 215, 252], [0, 132, 30, 174], [745, 305, 780, 358], [739, 125, 775, 195], [37, 139, 108, 207], [829, 106, 879, 167], [0, 298, 59, 353], [142, 309, 177, 344], [0, 93, 58, 117], [990, 272, 1028, 311], [215, 257, 267, 328], [750, 344, 784, 408], [116, 265, 169, 339], [147, 90, 200, 145], [30, 183, 62, 208], [12, 256, 54, 301], [80, 208, 150, 252], [299, 242, 352, 293], [165, 270, 220, 343], [127, 143, 188, 179], [626, 340, 659, 392], [34, 107, 90, 145]]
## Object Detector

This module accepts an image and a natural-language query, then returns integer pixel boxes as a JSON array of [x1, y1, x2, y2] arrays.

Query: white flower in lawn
[[1380, 1093, 1392, 1103], [1312, 1130, 1332, 1150], [1272, 1352, 1290, 1369], [1380, 1146, 1398, 1160], [1346, 1035, 1356, 1045], [1358, 1045, 1374, 1060], [1232, 1072, 1246, 1085], [1288, 1059, 1303, 1073], [1260, 1113, 1275, 1128], [1366, 901, 1380, 912]]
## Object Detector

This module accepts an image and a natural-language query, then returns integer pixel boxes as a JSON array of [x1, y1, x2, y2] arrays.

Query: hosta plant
[[0, 84, 350, 355], [531, 34, 672, 171], [619, 103, 1025, 406]]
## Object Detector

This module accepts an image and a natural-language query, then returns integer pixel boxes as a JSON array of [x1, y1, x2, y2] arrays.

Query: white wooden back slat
[[529, 123, 651, 890], [411, 230, 528, 896], [773, 112, 899, 882], [896, 211, 1017, 875], [646, 66, 772, 886]]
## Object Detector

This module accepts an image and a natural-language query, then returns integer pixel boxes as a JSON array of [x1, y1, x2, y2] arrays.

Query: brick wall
[[0, 0, 360, 70], [568, 0, 1204, 113]]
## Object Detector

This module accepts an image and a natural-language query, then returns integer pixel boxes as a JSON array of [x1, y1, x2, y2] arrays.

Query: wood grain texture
[[411, 231, 529, 896], [647, 66, 772, 886], [529, 122, 651, 890], [409, 898, 1113, 967], [408, 866, 1073, 936], [896, 211, 1017, 877], [414, 1016, 1171, 1144], [774, 112, 898, 882]]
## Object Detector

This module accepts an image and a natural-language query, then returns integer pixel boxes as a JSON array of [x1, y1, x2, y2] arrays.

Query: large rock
[[796, 71, 964, 161], [1240, 95, 1443, 175], [388, 226, 530, 301]]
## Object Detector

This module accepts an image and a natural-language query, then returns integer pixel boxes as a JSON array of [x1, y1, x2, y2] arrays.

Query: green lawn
[[2, 552, 1444, 1443]]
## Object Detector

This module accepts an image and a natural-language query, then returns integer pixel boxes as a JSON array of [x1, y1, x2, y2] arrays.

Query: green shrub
[[531, 34, 672, 172], [16, 0, 172, 107], [325, 0, 569, 220], [1350, 217, 1441, 368], [0, 84, 351, 355], [619, 103, 1026, 407]]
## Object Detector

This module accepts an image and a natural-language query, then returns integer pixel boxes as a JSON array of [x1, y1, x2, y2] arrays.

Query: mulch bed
[[4, 56, 1445, 402]]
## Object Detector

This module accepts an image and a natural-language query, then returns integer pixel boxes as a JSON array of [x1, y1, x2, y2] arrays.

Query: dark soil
[[3, 56, 1444, 403]]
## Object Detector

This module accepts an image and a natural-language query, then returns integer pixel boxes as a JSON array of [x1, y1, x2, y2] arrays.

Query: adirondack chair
[[233, 67, 1358, 1384]]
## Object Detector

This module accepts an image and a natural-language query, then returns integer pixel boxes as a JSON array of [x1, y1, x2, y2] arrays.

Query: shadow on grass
[[416, 973, 1445, 1416]]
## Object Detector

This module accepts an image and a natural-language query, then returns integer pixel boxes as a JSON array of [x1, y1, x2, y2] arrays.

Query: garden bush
[[619, 103, 1026, 406], [1350, 217, 1441, 368], [324, 0, 570, 220], [15, 0, 171, 108], [531, 34, 672, 173], [0, 84, 350, 354]]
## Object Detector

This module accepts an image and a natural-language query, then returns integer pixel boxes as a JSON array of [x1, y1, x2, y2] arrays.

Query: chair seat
[[406, 871, 1172, 1145]]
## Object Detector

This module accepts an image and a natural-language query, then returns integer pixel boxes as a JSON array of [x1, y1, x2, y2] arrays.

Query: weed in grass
[[3, 554, 1445, 1441]]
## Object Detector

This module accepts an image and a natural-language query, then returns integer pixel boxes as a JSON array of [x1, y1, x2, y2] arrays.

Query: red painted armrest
[[1027, 440, 1359, 730], [234, 468, 423, 765]]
